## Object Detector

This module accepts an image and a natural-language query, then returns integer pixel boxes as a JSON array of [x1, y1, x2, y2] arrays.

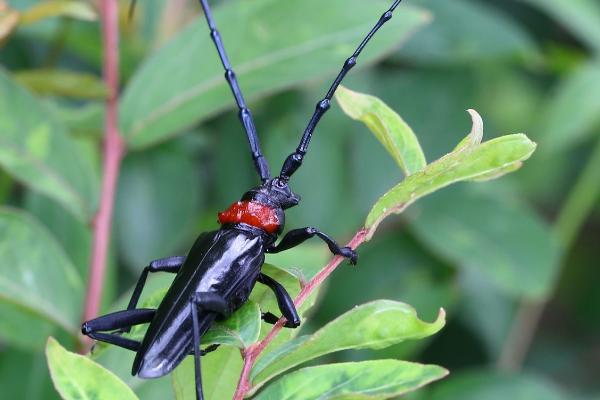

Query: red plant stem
[[82, 0, 125, 341], [232, 229, 369, 399]]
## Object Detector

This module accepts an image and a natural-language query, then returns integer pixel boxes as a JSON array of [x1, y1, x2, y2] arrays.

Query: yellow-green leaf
[[46, 337, 139, 400], [14, 69, 108, 99], [203, 300, 261, 349], [336, 85, 426, 176], [255, 360, 448, 400], [365, 110, 536, 239], [172, 346, 243, 400], [250, 300, 445, 394], [20, 0, 97, 25]]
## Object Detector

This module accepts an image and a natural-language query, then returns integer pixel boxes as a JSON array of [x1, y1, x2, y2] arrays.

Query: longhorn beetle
[[82, 0, 405, 399]]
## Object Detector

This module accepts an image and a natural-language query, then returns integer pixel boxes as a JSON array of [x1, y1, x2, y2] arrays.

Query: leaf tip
[[467, 109, 484, 145], [45, 336, 60, 357], [430, 307, 447, 333], [437, 307, 446, 323]]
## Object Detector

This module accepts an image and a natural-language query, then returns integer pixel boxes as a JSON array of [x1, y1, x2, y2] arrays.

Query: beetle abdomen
[[133, 228, 265, 378]]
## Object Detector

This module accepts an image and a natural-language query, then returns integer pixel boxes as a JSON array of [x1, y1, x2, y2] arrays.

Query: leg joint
[[317, 99, 331, 111], [225, 69, 236, 82]]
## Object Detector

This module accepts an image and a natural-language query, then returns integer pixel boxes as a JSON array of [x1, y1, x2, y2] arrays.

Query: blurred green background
[[1, 0, 599, 399]]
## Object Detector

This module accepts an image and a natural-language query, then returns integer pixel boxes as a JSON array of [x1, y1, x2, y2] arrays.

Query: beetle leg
[[189, 292, 228, 400], [190, 300, 205, 400], [115, 255, 185, 335], [191, 292, 231, 317], [188, 343, 221, 356], [81, 309, 155, 352], [266, 227, 358, 265], [257, 273, 300, 328], [126, 256, 186, 312]]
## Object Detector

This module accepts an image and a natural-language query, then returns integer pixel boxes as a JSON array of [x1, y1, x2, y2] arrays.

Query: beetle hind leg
[[258, 273, 301, 328], [82, 309, 156, 352]]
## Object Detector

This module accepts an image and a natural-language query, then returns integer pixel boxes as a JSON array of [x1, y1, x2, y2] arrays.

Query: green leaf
[[0, 302, 56, 351], [115, 141, 203, 270], [250, 300, 445, 393], [365, 110, 536, 239], [172, 346, 243, 400], [0, 68, 98, 221], [120, 0, 429, 148], [250, 263, 321, 351], [456, 269, 514, 357], [0, 208, 83, 347], [398, 0, 537, 65], [336, 85, 426, 176], [265, 243, 330, 281], [519, 0, 600, 54], [25, 191, 92, 276], [89, 326, 174, 400], [46, 337, 139, 400], [20, 0, 97, 25], [255, 360, 448, 400], [537, 61, 600, 154], [429, 370, 565, 400], [203, 300, 261, 348], [0, 347, 58, 399], [47, 101, 104, 137], [411, 186, 561, 300], [14, 69, 108, 99], [250, 264, 301, 315]]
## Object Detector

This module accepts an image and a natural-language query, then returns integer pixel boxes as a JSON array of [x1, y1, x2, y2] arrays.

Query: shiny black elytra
[[82, 1, 404, 399]]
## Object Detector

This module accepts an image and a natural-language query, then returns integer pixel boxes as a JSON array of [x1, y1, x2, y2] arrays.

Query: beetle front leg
[[266, 227, 358, 264], [257, 273, 300, 328]]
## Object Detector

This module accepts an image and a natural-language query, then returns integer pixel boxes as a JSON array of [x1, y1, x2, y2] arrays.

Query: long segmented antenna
[[280, 0, 404, 180], [198, 0, 271, 182]]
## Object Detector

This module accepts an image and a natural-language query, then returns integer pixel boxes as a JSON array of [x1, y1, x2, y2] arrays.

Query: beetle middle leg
[[82, 309, 156, 352], [113, 255, 186, 334], [189, 292, 232, 400], [266, 227, 358, 264], [126, 255, 187, 311], [257, 273, 300, 328]]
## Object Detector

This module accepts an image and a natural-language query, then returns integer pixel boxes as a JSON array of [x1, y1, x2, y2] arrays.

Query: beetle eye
[[273, 178, 286, 189]]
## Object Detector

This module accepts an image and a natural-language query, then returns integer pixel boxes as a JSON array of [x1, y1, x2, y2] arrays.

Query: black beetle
[[82, 1, 404, 399]]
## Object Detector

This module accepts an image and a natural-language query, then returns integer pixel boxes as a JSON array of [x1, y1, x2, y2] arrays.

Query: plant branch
[[81, 0, 125, 348], [232, 229, 369, 399], [498, 136, 600, 370]]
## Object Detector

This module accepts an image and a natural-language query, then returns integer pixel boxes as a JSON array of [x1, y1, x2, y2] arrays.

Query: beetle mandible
[[82, 1, 404, 399]]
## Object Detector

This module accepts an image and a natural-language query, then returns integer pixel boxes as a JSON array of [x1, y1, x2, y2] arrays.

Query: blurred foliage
[[1, 0, 599, 399]]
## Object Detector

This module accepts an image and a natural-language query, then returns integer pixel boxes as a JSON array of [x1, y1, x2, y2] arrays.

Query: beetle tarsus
[[257, 273, 301, 327], [267, 226, 358, 265], [262, 312, 300, 328]]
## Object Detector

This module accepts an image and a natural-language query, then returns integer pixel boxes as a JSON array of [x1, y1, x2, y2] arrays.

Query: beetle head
[[242, 178, 300, 210]]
